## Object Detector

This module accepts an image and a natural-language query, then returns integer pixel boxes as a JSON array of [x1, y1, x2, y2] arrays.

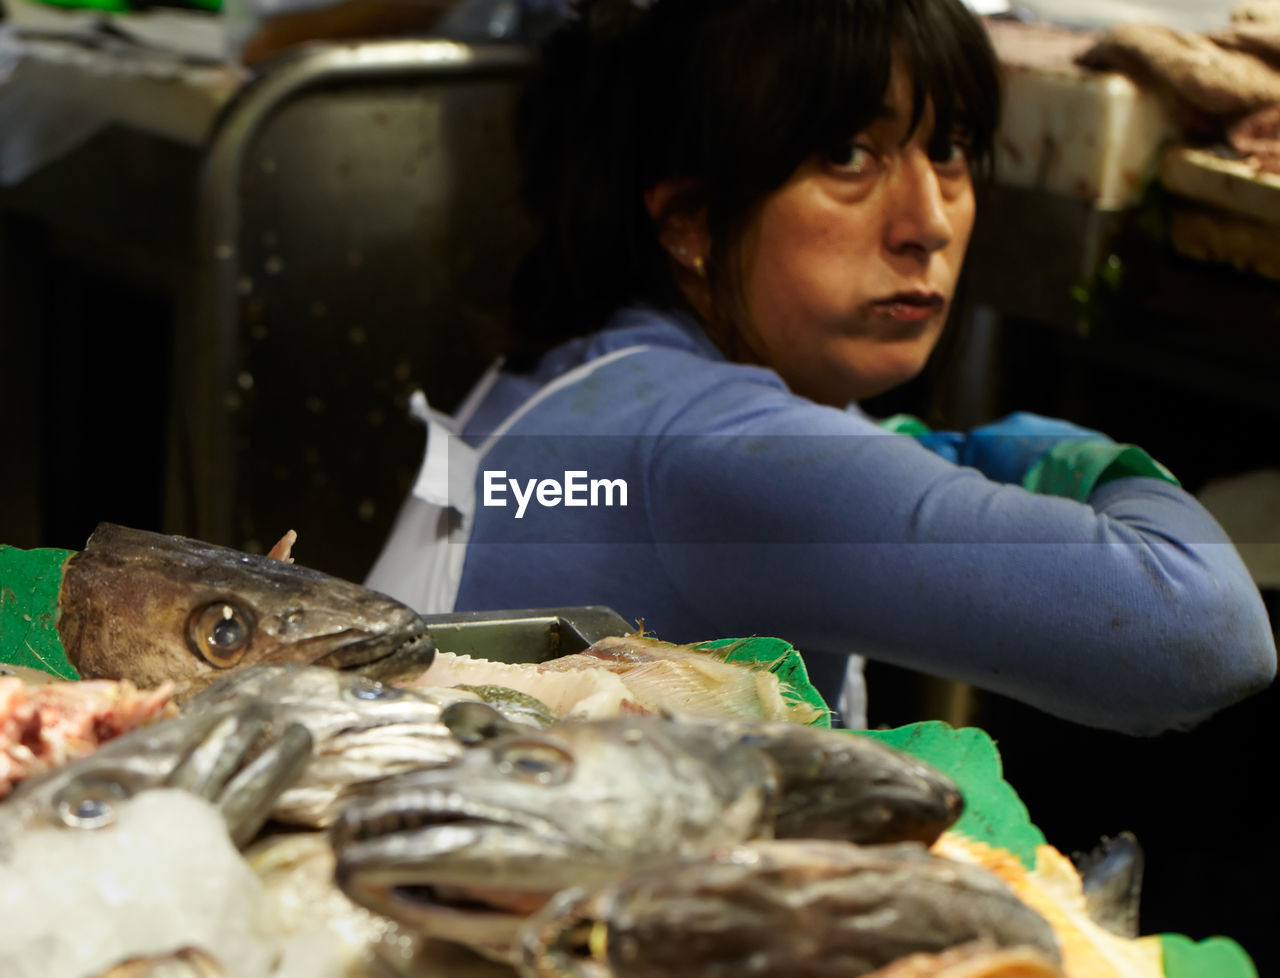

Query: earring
[[692, 255, 707, 278]]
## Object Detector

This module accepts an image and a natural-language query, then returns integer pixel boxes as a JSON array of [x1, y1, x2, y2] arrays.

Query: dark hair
[[508, 0, 1002, 368]]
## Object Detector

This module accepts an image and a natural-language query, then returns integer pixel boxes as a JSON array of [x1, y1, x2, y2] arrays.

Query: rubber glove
[[879, 412, 1179, 500], [1022, 439, 1180, 502]]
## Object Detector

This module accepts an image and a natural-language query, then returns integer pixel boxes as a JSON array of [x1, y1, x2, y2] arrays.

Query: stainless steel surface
[[420, 606, 634, 663], [178, 39, 535, 580]]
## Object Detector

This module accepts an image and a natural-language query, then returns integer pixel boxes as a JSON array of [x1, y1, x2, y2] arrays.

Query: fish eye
[[54, 778, 129, 830], [442, 700, 524, 745], [493, 742, 574, 785], [345, 678, 403, 702], [188, 601, 254, 668]]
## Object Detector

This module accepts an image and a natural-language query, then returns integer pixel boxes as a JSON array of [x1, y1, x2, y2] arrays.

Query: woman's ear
[[644, 180, 709, 276]]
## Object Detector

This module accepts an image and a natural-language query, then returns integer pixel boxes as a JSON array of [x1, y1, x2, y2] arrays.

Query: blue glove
[[952, 412, 1107, 485], [880, 412, 1178, 497], [882, 412, 1106, 485]]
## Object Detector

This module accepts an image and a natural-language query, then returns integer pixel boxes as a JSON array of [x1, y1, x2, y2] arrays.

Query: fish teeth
[[331, 786, 574, 852]]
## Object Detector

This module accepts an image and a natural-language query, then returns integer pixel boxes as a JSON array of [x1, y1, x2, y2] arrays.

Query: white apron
[[364, 345, 867, 727], [364, 347, 650, 614]]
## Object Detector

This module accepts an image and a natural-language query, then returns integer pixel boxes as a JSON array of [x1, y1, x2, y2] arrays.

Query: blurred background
[[0, 0, 1277, 970]]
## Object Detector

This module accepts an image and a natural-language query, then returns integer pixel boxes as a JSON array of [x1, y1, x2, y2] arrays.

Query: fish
[[56, 523, 437, 699], [0, 699, 316, 977], [330, 714, 780, 962], [406, 650, 645, 719], [0, 693, 312, 849], [0, 699, 317, 978], [930, 833, 1164, 978], [411, 635, 825, 724], [684, 715, 964, 844], [516, 838, 1062, 978], [0, 790, 299, 978], [183, 663, 553, 827], [539, 634, 826, 724], [0, 674, 176, 797]]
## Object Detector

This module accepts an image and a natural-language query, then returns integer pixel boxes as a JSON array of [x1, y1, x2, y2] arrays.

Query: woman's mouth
[[871, 291, 945, 324]]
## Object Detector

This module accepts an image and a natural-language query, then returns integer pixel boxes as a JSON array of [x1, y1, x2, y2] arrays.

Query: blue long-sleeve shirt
[[392, 305, 1276, 735]]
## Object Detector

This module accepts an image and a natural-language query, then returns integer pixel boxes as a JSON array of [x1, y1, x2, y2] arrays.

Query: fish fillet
[[0, 677, 176, 796]]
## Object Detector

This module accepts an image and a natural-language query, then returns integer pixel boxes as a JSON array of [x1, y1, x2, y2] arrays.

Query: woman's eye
[[931, 137, 971, 174], [824, 141, 877, 176]]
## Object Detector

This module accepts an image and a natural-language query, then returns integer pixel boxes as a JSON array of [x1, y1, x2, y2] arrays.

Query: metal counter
[[0, 36, 534, 582]]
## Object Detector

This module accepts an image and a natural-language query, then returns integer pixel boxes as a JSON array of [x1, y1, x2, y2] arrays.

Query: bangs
[[685, 0, 1003, 210], [897, 0, 1002, 174]]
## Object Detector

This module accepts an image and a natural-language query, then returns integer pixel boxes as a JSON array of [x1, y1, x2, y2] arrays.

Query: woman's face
[[736, 63, 976, 406]]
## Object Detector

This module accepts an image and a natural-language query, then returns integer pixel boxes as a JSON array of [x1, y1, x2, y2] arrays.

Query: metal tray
[[419, 605, 633, 664]]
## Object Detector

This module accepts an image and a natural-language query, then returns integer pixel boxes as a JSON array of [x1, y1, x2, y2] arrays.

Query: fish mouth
[[332, 789, 574, 853], [333, 790, 588, 921], [312, 630, 436, 679]]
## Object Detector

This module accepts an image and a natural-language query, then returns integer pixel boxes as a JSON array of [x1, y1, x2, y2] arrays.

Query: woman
[[368, 0, 1275, 733]]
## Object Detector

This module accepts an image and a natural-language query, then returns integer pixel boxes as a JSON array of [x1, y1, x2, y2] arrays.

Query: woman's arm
[[646, 377, 1276, 735]]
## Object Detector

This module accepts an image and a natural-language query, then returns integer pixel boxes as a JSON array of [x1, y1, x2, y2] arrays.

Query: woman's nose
[[884, 153, 954, 259]]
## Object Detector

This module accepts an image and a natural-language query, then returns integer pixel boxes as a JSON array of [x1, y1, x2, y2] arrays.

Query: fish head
[[1, 708, 222, 841], [57, 524, 435, 698], [187, 664, 522, 827], [185, 663, 465, 739], [713, 720, 964, 844], [331, 716, 778, 958], [1, 696, 313, 850]]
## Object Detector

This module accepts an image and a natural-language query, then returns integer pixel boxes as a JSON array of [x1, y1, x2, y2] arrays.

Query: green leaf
[[0, 546, 79, 680], [860, 720, 1046, 867], [696, 636, 832, 728], [1161, 934, 1258, 978]]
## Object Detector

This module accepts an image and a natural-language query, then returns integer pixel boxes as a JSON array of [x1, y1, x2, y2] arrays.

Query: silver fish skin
[[330, 715, 780, 961], [0, 698, 312, 849], [682, 716, 964, 845], [185, 663, 549, 828], [57, 523, 436, 700], [518, 839, 1063, 978]]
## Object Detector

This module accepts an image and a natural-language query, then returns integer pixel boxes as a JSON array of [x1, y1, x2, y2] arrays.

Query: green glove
[[0, 546, 79, 679], [878, 413, 934, 437], [1022, 439, 1180, 503]]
